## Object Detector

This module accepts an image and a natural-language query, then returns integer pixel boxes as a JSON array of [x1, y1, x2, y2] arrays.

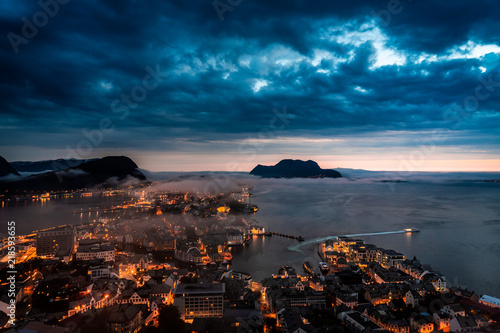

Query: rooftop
[[346, 311, 382, 330], [37, 226, 74, 235], [173, 283, 225, 295], [77, 244, 115, 253], [480, 294, 500, 306]]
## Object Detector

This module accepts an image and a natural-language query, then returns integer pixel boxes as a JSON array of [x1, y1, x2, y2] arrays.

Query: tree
[[264, 316, 277, 331], [179, 273, 197, 284], [157, 305, 185, 333]]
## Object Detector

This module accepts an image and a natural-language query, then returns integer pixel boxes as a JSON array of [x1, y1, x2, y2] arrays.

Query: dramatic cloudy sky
[[1, 0, 500, 171]]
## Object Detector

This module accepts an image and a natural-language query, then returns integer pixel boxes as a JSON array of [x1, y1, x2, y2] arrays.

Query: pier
[[72, 207, 123, 214], [73, 209, 101, 214], [265, 231, 304, 241]]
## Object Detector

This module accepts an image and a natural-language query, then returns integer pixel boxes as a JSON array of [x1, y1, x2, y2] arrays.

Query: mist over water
[[2, 175, 499, 297]]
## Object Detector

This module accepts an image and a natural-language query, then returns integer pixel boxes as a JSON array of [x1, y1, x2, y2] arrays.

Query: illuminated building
[[173, 283, 225, 321], [36, 227, 75, 258], [479, 295, 500, 308], [76, 243, 115, 262]]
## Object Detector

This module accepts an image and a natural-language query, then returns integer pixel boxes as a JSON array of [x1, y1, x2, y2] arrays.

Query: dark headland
[[0, 155, 147, 193], [10, 158, 98, 173], [0, 155, 20, 177], [250, 159, 342, 178]]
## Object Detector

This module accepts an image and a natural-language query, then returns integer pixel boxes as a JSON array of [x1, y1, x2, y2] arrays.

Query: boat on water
[[404, 228, 420, 233], [303, 261, 314, 275], [319, 261, 329, 273]]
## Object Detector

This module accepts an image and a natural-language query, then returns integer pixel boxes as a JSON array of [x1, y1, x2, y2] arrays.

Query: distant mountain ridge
[[0, 156, 20, 177], [250, 159, 342, 178], [11, 158, 98, 173], [0, 156, 147, 193]]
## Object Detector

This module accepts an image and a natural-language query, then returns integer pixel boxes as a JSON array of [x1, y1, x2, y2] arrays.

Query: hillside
[[0, 156, 147, 193], [11, 158, 98, 173], [0, 156, 20, 177]]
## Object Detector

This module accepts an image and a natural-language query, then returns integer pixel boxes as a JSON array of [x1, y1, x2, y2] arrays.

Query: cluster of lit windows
[[76, 250, 115, 261], [184, 296, 223, 318], [90, 269, 109, 278], [36, 234, 73, 256]]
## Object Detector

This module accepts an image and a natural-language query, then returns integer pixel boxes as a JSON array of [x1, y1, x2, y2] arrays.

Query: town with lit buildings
[[1, 188, 500, 333]]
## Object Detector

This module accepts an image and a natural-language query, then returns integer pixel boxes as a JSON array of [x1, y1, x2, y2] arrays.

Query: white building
[[479, 295, 500, 308], [131, 254, 149, 271], [443, 304, 466, 318], [405, 290, 421, 308], [433, 312, 451, 332], [221, 270, 252, 289], [88, 265, 119, 279], [76, 244, 115, 262], [175, 244, 204, 264], [226, 229, 244, 246], [67, 291, 115, 317], [423, 273, 447, 292]]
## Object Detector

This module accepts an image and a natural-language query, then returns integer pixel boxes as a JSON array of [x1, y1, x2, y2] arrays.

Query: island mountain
[[250, 159, 342, 178]]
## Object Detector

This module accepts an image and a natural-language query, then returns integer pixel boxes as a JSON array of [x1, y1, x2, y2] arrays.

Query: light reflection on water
[[231, 180, 500, 297], [1, 181, 499, 297], [0, 195, 130, 234]]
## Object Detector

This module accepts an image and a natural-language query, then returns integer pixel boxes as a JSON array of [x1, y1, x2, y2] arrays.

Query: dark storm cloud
[[1, 0, 500, 156]]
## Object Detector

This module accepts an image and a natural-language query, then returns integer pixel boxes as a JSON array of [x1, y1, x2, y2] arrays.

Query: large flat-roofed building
[[173, 283, 225, 321], [36, 228, 75, 258]]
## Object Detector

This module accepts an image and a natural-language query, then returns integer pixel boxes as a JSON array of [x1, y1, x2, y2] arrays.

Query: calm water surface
[[2, 180, 499, 297], [231, 179, 500, 297], [0, 195, 131, 235]]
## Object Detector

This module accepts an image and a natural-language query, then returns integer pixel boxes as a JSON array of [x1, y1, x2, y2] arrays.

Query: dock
[[265, 231, 304, 241], [73, 209, 100, 214]]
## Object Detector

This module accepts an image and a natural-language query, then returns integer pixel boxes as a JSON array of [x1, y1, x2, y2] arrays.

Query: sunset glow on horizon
[[1, 1, 500, 173]]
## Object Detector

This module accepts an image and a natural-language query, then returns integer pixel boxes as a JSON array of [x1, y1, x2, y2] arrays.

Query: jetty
[[265, 231, 304, 241]]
